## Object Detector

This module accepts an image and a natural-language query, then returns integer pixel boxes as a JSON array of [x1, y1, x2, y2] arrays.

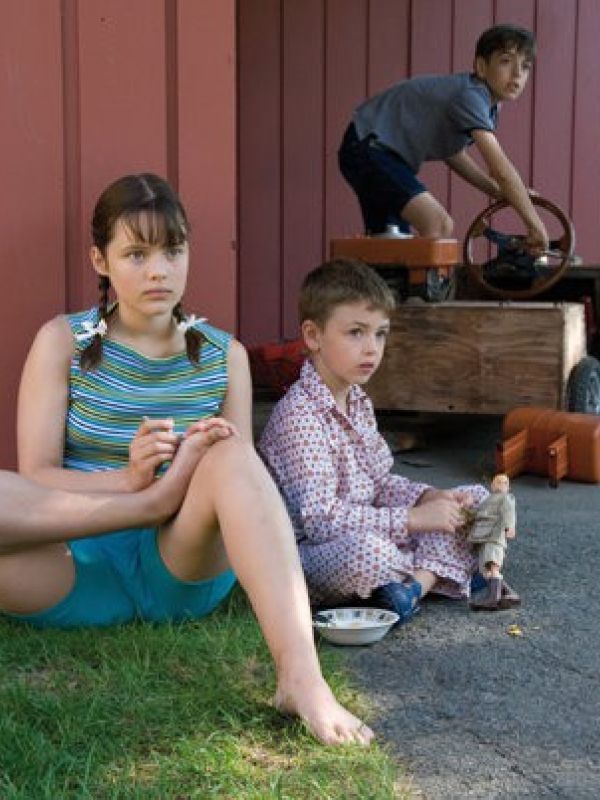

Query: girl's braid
[[173, 302, 204, 365], [80, 276, 110, 371]]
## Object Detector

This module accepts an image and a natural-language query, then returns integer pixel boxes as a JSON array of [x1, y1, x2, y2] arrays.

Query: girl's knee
[[193, 436, 258, 480]]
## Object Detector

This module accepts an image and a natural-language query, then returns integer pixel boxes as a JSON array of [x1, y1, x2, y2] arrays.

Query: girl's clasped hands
[[127, 416, 238, 491]]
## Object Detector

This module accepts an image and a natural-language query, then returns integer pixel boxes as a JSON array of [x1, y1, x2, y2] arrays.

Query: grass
[[0, 588, 416, 799]]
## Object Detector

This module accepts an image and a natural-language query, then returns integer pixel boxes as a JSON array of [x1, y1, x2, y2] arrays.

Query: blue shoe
[[372, 579, 422, 624], [470, 573, 488, 594]]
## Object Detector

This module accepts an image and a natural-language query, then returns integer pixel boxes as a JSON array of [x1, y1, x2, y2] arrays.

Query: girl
[[3, 173, 372, 746]]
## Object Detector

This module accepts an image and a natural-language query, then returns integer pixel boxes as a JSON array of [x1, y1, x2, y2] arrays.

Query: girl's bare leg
[[159, 437, 374, 746], [0, 435, 211, 613]]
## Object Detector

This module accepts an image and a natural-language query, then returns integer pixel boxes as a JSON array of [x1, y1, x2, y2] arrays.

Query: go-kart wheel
[[463, 196, 575, 300], [567, 356, 600, 414]]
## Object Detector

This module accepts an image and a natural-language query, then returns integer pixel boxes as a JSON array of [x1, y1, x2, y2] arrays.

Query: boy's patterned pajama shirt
[[259, 361, 487, 606]]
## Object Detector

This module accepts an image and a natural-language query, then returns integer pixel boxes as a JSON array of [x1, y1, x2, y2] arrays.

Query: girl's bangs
[[120, 204, 188, 247]]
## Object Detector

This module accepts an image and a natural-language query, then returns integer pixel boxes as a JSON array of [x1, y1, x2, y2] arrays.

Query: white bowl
[[312, 607, 399, 646]]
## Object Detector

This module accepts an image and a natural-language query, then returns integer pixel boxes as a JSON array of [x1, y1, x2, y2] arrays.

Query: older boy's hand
[[525, 218, 549, 256]]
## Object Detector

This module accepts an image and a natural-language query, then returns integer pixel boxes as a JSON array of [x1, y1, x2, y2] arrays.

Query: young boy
[[259, 259, 488, 622], [338, 24, 548, 253]]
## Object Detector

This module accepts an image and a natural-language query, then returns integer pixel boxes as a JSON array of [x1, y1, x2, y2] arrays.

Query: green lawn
[[0, 588, 415, 799]]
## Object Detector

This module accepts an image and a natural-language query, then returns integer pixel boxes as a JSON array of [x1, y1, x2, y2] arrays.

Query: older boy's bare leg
[[159, 438, 374, 746], [402, 191, 454, 238]]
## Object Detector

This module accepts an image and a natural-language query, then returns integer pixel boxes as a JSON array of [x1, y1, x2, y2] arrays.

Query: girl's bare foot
[[273, 674, 374, 746]]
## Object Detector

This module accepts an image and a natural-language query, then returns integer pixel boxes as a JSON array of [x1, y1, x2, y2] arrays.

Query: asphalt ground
[[337, 413, 600, 800]]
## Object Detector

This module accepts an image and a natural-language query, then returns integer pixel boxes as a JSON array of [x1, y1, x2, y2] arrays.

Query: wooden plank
[[281, 0, 325, 339], [410, 0, 453, 213], [367, 302, 586, 413], [177, 0, 237, 332], [367, 0, 410, 96], [532, 0, 576, 216], [330, 237, 459, 266], [0, 0, 64, 467], [449, 0, 494, 243], [494, 0, 536, 186], [324, 0, 367, 241], [76, 0, 168, 309], [238, 0, 282, 343], [571, 0, 600, 263]]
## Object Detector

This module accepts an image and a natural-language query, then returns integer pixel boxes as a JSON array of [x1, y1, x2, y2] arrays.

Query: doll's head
[[491, 473, 510, 493]]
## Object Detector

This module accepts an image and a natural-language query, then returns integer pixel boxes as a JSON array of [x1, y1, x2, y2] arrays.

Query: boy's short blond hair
[[299, 258, 396, 327]]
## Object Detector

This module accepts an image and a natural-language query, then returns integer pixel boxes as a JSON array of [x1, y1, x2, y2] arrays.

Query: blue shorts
[[338, 122, 426, 235], [5, 528, 236, 629]]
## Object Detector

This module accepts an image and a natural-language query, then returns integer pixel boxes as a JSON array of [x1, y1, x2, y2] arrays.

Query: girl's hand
[[127, 417, 180, 491], [408, 496, 465, 534]]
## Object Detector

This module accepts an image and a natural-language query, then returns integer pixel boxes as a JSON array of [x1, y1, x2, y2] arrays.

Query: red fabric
[[247, 339, 306, 396]]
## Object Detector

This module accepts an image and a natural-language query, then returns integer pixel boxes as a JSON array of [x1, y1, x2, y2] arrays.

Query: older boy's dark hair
[[475, 24, 536, 62], [298, 258, 396, 326]]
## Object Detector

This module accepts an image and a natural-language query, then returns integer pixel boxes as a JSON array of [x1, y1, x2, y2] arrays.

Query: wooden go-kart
[[328, 195, 600, 415]]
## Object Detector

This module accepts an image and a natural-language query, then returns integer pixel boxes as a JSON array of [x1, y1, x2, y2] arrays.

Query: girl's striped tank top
[[64, 308, 232, 472]]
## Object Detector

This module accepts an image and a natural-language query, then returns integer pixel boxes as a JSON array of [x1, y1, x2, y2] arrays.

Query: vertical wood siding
[[0, 0, 236, 468], [239, 0, 600, 343]]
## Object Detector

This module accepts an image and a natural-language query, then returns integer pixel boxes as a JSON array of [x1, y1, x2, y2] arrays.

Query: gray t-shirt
[[353, 72, 497, 172]]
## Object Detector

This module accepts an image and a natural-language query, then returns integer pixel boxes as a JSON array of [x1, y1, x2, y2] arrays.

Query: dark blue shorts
[[338, 123, 426, 235], [5, 528, 236, 629]]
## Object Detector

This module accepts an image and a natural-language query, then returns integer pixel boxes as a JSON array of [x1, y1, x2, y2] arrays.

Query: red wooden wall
[[1, 0, 599, 468], [238, 0, 600, 344], [0, 0, 236, 468]]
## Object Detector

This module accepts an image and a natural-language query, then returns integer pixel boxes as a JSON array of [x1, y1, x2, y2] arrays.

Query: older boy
[[339, 24, 547, 252], [259, 259, 487, 623]]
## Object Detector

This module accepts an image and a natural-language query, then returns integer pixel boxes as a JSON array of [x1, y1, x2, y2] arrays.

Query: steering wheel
[[463, 196, 575, 300]]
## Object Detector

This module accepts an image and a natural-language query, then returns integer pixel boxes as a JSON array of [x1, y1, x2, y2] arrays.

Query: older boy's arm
[[445, 150, 502, 198], [471, 129, 548, 253]]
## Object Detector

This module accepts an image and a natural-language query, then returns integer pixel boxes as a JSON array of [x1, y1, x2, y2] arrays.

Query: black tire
[[567, 356, 600, 413]]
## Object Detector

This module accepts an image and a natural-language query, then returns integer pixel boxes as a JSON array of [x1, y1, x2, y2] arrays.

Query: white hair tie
[[177, 314, 206, 333], [74, 318, 108, 342]]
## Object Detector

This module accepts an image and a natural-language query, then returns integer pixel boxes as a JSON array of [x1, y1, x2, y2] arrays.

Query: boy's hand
[[418, 488, 474, 508], [472, 131, 550, 256], [407, 496, 465, 534], [525, 217, 549, 256]]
